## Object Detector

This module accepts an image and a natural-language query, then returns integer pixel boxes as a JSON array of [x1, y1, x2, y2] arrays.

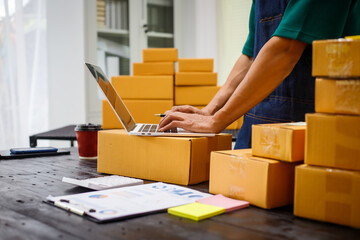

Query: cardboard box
[[178, 58, 214, 72], [133, 62, 174, 76], [209, 149, 298, 209], [252, 123, 306, 162], [142, 48, 178, 62], [192, 106, 243, 130], [294, 164, 360, 228], [102, 100, 123, 129], [175, 72, 217, 86], [315, 78, 360, 115], [305, 113, 360, 171], [112, 75, 174, 99], [313, 39, 360, 78], [175, 86, 220, 105], [98, 130, 232, 185], [123, 99, 173, 124], [102, 99, 173, 129]]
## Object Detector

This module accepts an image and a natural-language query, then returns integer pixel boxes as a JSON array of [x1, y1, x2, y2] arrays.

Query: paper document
[[46, 182, 211, 222]]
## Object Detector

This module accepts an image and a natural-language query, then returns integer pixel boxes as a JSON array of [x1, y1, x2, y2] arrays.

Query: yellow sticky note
[[168, 202, 225, 221]]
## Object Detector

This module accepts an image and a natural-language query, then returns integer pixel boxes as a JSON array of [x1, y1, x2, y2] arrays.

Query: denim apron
[[234, 0, 315, 149]]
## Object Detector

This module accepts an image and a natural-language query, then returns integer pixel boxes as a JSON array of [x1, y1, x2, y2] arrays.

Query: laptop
[[85, 63, 215, 137]]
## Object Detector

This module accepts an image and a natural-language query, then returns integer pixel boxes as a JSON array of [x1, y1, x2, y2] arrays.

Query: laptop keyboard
[[138, 124, 178, 133]]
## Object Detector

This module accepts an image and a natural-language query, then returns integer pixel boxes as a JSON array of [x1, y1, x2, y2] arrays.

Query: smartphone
[[10, 147, 58, 154]]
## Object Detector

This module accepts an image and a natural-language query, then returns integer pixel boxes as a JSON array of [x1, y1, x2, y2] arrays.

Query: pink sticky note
[[196, 194, 249, 212]]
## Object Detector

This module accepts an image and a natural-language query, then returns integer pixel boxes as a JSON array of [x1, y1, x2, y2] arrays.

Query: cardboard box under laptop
[[315, 78, 360, 115], [102, 100, 173, 129], [97, 130, 232, 185], [252, 122, 306, 162], [305, 113, 360, 171], [312, 38, 360, 78], [294, 164, 360, 228], [209, 149, 299, 209]]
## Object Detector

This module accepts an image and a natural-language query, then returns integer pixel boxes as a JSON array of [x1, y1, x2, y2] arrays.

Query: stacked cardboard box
[[98, 48, 233, 185], [175, 58, 243, 130], [102, 48, 177, 129], [209, 123, 305, 209], [294, 38, 360, 228]]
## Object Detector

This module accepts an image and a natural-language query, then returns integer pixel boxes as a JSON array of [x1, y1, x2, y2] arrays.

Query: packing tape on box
[[228, 155, 247, 199], [325, 43, 353, 77], [259, 127, 281, 158], [336, 80, 360, 114], [335, 117, 360, 169], [325, 169, 352, 226], [325, 169, 352, 194]]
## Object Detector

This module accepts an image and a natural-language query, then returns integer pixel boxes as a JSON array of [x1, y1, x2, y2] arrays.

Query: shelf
[[97, 28, 129, 37], [146, 31, 174, 39]]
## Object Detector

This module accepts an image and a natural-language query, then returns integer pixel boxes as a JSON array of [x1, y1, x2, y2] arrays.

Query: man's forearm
[[213, 36, 308, 131], [203, 54, 253, 115]]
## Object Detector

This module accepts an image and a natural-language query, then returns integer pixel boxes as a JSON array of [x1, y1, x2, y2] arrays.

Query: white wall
[[175, 0, 251, 85], [174, 0, 217, 71], [46, 0, 87, 130], [217, 0, 252, 85]]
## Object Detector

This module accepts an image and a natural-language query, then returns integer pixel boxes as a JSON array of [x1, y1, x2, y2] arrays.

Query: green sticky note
[[168, 202, 225, 221]]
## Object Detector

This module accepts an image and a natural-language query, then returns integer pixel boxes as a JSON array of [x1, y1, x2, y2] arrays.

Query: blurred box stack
[[209, 122, 305, 209], [102, 48, 176, 129], [294, 38, 360, 228], [175, 58, 243, 130]]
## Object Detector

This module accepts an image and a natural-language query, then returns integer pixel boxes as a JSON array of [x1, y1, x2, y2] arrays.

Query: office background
[[0, 0, 251, 149]]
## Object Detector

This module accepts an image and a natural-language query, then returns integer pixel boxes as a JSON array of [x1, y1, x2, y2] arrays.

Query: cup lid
[[75, 123, 102, 131]]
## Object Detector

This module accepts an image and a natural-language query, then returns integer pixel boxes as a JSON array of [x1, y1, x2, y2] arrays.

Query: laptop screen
[[85, 63, 136, 132]]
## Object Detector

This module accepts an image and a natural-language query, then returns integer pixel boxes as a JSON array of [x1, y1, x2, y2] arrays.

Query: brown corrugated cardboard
[[102, 100, 123, 129], [252, 123, 306, 162], [98, 130, 232, 185], [142, 48, 178, 62], [312, 39, 360, 78], [102, 99, 173, 129], [175, 86, 220, 105], [133, 62, 174, 75], [111, 75, 174, 99], [178, 58, 214, 72], [315, 78, 360, 115], [294, 164, 360, 228], [209, 149, 299, 209], [175, 72, 217, 86], [305, 113, 360, 171]]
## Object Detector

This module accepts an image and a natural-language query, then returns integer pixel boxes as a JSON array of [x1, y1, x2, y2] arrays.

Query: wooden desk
[[0, 148, 358, 239]]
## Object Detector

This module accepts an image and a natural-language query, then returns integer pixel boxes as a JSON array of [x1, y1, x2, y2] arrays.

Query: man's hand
[[165, 105, 210, 115], [158, 112, 222, 133]]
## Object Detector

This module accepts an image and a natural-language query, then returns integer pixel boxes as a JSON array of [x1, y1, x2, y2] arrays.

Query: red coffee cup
[[75, 124, 102, 159]]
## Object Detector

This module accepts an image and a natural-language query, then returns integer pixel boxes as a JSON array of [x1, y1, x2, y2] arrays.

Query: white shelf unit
[[84, 0, 176, 124]]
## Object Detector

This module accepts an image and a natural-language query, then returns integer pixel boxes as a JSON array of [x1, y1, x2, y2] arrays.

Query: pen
[[154, 114, 166, 117]]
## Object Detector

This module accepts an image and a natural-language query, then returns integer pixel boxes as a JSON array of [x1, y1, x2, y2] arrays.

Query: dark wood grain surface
[[0, 148, 358, 240]]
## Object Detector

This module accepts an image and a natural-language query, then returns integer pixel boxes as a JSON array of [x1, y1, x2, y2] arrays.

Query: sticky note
[[196, 194, 250, 212], [167, 202, 225, 221]]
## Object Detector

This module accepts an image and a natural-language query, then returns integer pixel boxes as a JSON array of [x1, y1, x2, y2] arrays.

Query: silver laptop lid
[[85, 63, 136, 132]]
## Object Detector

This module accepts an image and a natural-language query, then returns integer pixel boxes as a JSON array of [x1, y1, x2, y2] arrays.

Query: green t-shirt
[[242, 0, 360, 57]]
